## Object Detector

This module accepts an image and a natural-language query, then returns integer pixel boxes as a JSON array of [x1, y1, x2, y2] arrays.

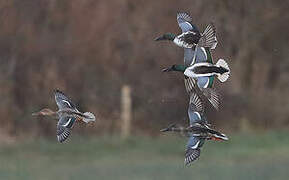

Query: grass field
[[1, 131, 289, 180]]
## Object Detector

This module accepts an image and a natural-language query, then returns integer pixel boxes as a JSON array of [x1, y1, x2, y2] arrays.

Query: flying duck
[[184, 58, 230, 83], [164, 47, 230, 83], [160, 93, 228, 165], [155, 12, 218, 50], [161, 123, 228, 165], [32, 90, 96, 143], [163, 47, 220, 110]]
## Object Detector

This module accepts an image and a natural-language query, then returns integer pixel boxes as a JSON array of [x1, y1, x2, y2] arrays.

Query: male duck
[[160, 93, 228, 165], [184, 58, 230, 82], [164, 48, 230, 83], [155, 12, 218, 50], [32, 89, 95, 143], [163, 47, 221, 110]]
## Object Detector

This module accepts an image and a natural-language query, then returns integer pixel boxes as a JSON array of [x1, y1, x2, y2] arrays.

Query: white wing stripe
[[63, 118, 72, 127], [62, 100, 72, 107], [190, 141, 200, 149]]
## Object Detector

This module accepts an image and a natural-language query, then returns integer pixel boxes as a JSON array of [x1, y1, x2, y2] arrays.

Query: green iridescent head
[[155, 33, 176, 41], [162, 64, 186, 73]]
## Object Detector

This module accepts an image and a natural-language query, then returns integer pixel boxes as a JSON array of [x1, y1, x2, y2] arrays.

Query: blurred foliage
[[0, 0, 288, 137], [1, 132, 289, 179]]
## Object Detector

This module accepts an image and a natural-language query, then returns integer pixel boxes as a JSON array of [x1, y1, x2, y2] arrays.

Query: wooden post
[[121, 85, 132, 138]]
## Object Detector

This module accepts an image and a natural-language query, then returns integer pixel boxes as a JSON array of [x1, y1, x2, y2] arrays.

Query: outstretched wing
[[201, 88, 220, 111], [177, 12, 199, 33], [57, 116, 76, 143], [185, 136, 201, 165], [188, 93, 204, 125], [199, 23, 218, 50], [54, 89, 78, 110], [184, 76, 197, 95]]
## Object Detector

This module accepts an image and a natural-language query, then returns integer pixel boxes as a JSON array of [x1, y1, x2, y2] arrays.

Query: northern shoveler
[[32, 90, 95, 143], [155, 12, 217, 50], [162, 47, 221, 110], [184, 58, 230, 83], [160, 93, 228, 165]]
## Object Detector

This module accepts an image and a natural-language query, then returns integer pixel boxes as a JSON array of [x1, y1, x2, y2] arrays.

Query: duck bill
[[154, 35, 166, 41], [160, 128, 169, 132], [162, 66, 173, 72], [160, 123, 176, 132]]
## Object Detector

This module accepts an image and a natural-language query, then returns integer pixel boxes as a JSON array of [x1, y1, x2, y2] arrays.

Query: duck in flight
[[184, 59, 230, 83], [163, 56, 230, 83], [162, 47, 221, 110], [155, 12, 218, 50], [160, 93, 228, 165], [32, 89, 95, 143]]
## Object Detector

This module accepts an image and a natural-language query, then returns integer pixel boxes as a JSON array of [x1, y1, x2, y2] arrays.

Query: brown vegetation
[[0, 0, 288, 138]]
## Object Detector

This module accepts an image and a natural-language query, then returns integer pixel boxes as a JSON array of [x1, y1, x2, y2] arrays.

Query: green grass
[[1, 131, 289, 180]]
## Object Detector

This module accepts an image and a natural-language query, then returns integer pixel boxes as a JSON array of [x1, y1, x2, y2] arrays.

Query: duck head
[[32, 108, 56, 116], [162, 65, 176, 72], [154, 33, 176, 41], [162, 64, 186, 72], [160, 123, 177, 132]]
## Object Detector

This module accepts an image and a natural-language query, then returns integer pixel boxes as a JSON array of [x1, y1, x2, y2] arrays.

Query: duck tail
[[212, 133, 229, 141], [207, 128, 229, 141], [198, 23, 218, 49], [216, 59, 230, 82], [82, 112, 96, 123]]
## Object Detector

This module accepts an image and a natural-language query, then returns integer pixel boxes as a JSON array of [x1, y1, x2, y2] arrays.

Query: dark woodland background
[[0, 0, 289, 140]]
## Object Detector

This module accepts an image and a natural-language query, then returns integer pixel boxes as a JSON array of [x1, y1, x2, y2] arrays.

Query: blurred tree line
[[0, 0, 288, 138]]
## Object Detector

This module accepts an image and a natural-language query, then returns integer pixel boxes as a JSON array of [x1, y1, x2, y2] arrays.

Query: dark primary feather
[[185, 148, 201, 165], [198, 23, 218, 49], [54, 89, 78, 110], [201, 88, 220, 111], [185, 76, 220, 111], [57, 116, 76, 143], [185, 136, 201, 165], [184, 76, 197, 95], [189, 93, 203, 113]]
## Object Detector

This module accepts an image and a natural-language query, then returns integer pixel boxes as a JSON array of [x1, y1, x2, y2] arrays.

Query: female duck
[[32, 89, 95, 143], [160, 93, 228, 165], [160, 122, 228, 165]]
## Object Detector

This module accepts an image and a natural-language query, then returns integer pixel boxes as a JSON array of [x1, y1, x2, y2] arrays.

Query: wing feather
[[177, 12, 198, 33], [54, 89, 78, 110], [57, 116, 76, 143]]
